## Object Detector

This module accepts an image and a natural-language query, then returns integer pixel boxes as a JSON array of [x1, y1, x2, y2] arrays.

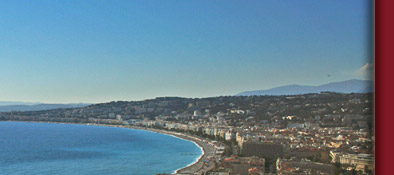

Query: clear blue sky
[[0, 0, 373, 103]]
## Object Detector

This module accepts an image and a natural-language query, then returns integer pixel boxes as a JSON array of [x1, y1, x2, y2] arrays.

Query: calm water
[[0, 122, 202, 175]]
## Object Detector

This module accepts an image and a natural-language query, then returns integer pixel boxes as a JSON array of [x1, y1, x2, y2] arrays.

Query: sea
[[0, 122, 203, 175]]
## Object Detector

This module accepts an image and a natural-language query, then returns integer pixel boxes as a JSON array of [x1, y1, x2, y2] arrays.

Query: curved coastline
[[124, 126, 211, 174], [123, 125, 207, 174], [3, 121, 212, 174]]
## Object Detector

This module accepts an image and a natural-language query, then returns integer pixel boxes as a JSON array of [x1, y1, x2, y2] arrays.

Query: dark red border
[[375, 0, 394, 174]]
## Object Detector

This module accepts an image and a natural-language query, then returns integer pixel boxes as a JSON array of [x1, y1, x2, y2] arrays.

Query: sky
[[0, 0, 373, 103]]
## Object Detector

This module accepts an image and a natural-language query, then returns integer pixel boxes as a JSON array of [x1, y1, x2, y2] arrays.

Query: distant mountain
[[237, 79, 374, 96], [0, 103, 91, 112], [0, 101, 42, 106]]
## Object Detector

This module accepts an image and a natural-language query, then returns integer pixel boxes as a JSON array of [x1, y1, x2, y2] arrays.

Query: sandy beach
[[84, 124, 218, 174], [125, 126, 217, 175], [11, 121, 217, 175]]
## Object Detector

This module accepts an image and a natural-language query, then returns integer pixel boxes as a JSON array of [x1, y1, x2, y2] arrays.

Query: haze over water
[[0, 122, 202, 175]]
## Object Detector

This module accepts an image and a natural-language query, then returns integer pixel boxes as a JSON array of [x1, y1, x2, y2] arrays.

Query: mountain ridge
[[237, 79, 373, 96], [0, 103, 91, 112]]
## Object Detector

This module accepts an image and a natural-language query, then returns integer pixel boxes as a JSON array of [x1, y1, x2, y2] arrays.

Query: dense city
[[0, 92, 374, 175]]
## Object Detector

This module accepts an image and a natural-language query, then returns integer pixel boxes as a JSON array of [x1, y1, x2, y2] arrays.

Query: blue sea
[[0, 122, 202, 175]]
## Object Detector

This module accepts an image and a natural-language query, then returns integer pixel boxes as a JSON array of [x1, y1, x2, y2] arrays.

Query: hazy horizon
[[0, 0, 373, 103], [0, 79, 374, 104]]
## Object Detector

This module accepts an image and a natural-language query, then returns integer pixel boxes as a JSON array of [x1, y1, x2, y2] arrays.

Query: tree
[[364, 165, 372, 175]]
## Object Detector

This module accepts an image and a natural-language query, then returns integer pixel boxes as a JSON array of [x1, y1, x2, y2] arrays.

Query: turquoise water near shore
[[0, 122, 202, 175]]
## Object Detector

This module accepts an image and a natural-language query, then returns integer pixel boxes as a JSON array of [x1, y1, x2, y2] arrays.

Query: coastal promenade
[[126, 126, 218, 175], [13, 121, 218, 174]]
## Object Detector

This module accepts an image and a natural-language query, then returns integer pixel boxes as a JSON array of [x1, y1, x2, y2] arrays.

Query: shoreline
[[126, 126, 208, 174], [1, 121, 215, 174]]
